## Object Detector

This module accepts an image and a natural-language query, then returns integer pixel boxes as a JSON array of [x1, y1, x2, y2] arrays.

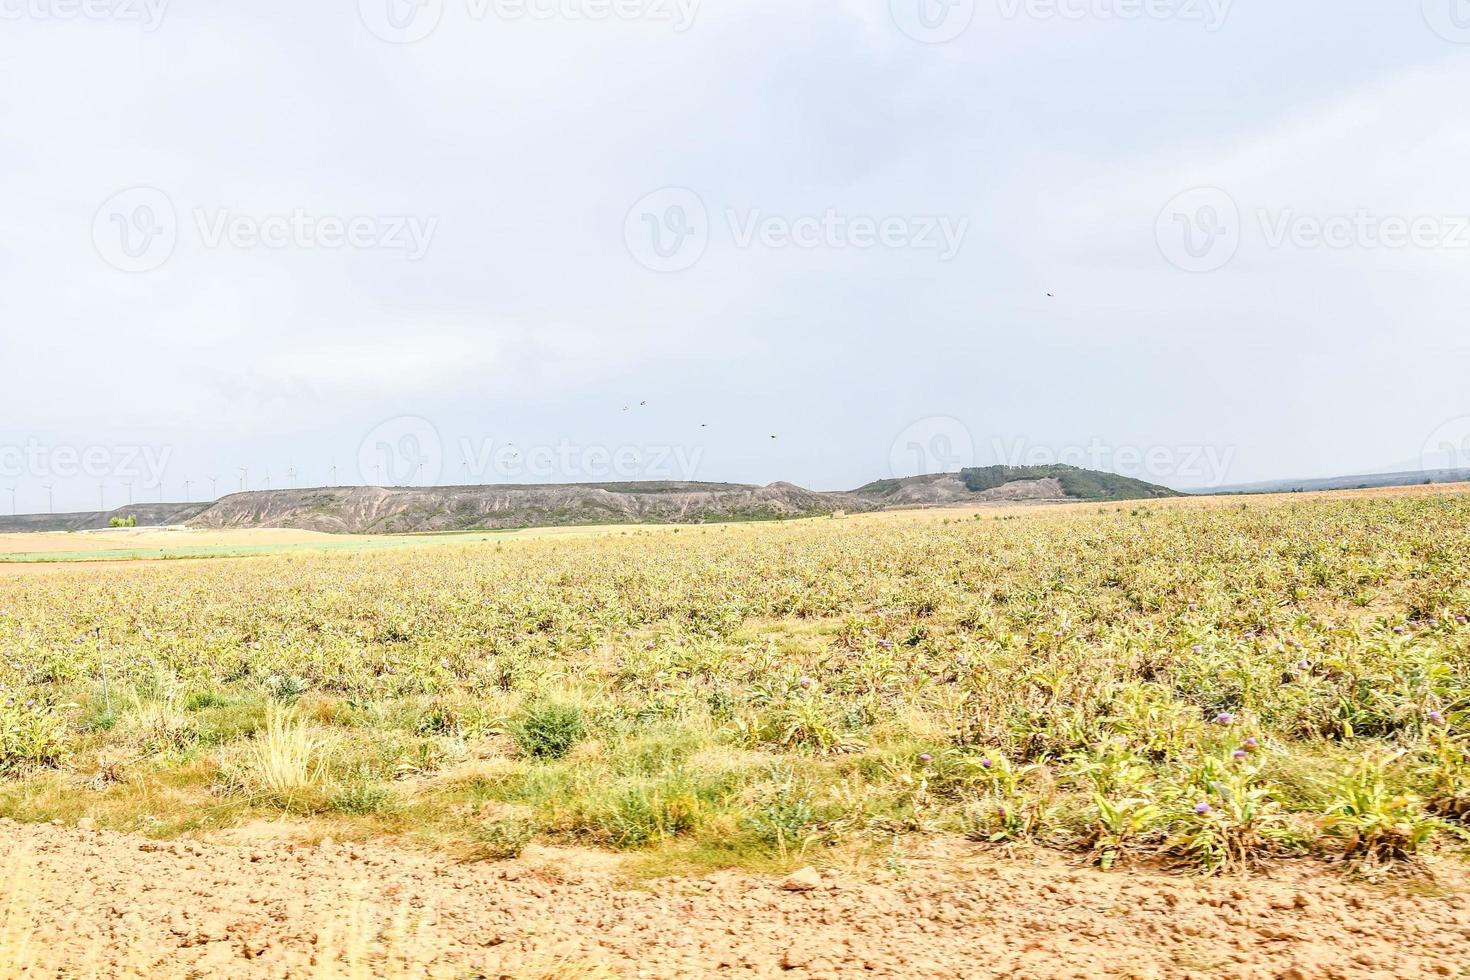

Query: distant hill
[[853, 465, 1179, 506], [187, 483, 858, 534], [961, 465, 1181, 501], [1207, 468, 1470, 495], [0, 466, 1181, 536], [0, 502, 211, 534]]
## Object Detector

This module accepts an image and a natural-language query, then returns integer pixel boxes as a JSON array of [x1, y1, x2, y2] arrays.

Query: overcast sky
[[3, 0, 1469, 511]]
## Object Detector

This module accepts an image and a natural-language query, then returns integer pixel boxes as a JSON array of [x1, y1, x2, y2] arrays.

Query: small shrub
[[469, 818, 536, 860], [1085, 794, 1162, 870], [0, 700, 70, 775], [760, 694, 860, 753], [1163, 760, 1304, 874], [1420, 731, 1470, 822], [263, 674, 309, 706], [961, 753, 1059, 844], [80, 706, 117, 734], [414, 701, 463, 737], [127, 694, 196, 755], [1321, 753, 1435, 869], [185, 690, 230, 712], [607, 784, 702, 847], [746, 767, 817, 856], [514, 702, 585, 760], [328, 781, 398, 816], [234, 707, 328, 806]]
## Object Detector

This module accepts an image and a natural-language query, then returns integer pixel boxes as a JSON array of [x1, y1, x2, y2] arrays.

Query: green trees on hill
[[959, 465, 1178, 502]]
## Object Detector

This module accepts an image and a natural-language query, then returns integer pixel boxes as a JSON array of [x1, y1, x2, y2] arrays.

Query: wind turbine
[[98, 482, 105, 512], [124, 481, 134, 505], [328, 458, 338, 486], [209, 476, 218, 499], [183, 479, 192, 502], [238, 467, 248, 491], [4, 486, 15, 516], [288, 464, 297, 490], [43, 484, 54, 515], [263, 468, 271, 491]]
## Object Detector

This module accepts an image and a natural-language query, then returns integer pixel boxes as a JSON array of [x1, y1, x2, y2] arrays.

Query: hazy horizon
[[5, 1, 1470, 512]]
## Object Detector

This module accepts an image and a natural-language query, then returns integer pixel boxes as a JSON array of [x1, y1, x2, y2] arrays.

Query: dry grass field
[[0, 526, 349, 557], [0, 521, 699, 569]]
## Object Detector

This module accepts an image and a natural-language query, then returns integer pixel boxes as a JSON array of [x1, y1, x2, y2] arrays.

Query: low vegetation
[[1, 490, 1468, 874]]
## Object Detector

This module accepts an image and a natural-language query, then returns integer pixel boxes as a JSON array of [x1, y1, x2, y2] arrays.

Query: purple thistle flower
[[798, 677, 813, 690], [918, 753, 933, 764], [1296, 658, 1312, 671], [980, 757, 994, 769], [1428, 711, 1445, 725], [1244, 737, 1259, 751], [1232, 749, 1248, 761], [1215, 712, 1234, 726], [1393, 625, 1407, 635], [1194, 802, 1212, 815]]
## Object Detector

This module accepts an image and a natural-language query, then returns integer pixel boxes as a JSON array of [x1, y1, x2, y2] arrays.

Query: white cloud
[[0, 0, 1465, 509]]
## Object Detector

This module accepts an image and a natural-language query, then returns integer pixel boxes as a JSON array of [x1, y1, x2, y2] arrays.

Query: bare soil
[[7, 820, 1470, 978]]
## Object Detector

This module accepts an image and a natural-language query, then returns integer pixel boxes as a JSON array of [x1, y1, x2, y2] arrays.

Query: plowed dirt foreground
[[5, 819, 1470, 979]]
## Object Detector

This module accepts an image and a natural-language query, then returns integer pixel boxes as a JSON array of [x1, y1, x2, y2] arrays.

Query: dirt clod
[[780, 867, 823, 892]]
